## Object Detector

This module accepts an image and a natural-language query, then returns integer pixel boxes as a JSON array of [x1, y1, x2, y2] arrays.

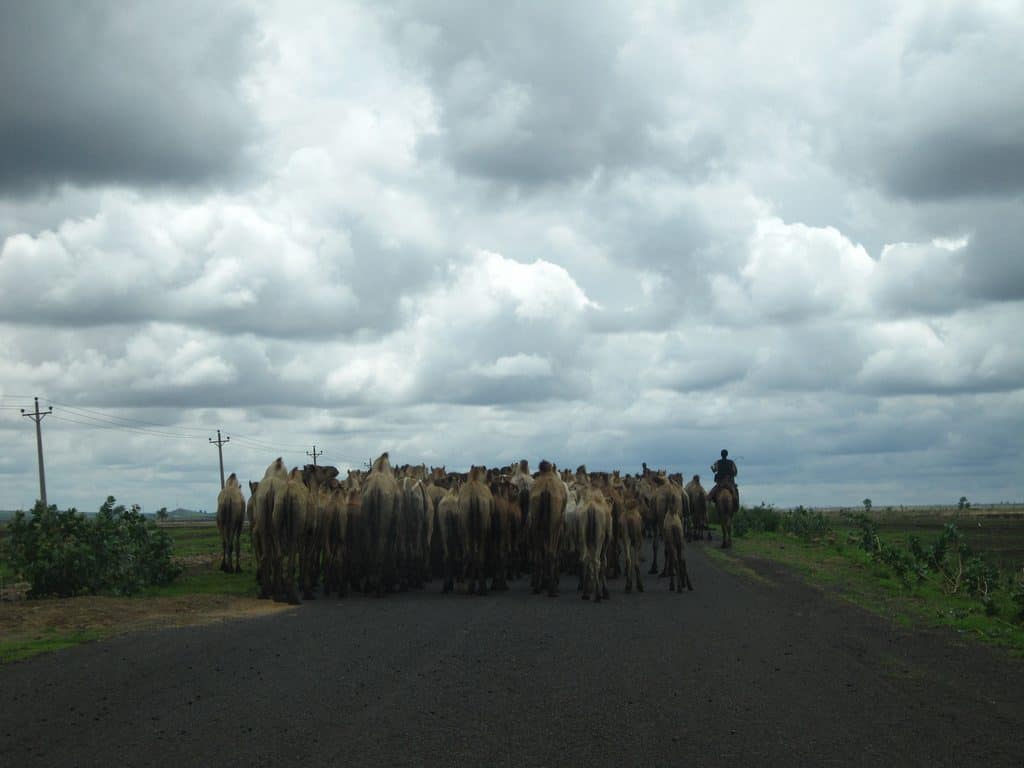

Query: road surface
[[2, 545, 1022, 767]]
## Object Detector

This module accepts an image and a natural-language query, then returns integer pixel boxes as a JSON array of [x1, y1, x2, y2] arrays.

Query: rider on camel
[[708, 449, 739, 510]]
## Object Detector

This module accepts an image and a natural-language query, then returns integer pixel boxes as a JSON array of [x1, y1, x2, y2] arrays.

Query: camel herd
[[216, 454, 729, 604]]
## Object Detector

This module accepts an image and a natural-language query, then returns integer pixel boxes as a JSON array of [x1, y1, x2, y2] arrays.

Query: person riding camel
[[709, 449, 739, 510]]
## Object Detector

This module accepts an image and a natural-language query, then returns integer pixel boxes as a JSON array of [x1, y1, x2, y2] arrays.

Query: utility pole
[[209, 430, 230, 489], [306, 445, 323, 466], [21, 397, 53, 508]]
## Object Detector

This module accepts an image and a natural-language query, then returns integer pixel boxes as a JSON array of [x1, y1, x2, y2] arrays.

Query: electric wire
[[18, 397, 336, 460], [43, 400, 211, 435]]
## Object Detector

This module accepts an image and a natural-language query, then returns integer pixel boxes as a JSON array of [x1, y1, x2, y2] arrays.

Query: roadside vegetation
[[0, 503, 267, 663], [711, 503, 1024, 654], [4, 498, 181, 597]]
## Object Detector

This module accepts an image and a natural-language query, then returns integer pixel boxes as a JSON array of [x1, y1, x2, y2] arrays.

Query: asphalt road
[[2, 545, 1022, 767]]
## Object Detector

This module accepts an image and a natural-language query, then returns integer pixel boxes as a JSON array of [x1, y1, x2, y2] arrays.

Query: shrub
[[1011, 572, 1024, 622], [733, 502, 781, 537], [780, 506, 830, 540], [4, 497, 182, 597]]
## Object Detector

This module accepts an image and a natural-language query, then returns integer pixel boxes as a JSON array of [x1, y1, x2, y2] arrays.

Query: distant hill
[[154, 507, 214, 521], [0, 507, 215, 523]]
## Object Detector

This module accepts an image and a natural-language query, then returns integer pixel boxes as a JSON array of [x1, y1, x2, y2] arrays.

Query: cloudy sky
[[1, 0, 1022, 512]]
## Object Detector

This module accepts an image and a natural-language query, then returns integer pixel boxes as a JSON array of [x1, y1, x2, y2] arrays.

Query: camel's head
[[372, 452, 392, 474], [264, 457, 287, 480]]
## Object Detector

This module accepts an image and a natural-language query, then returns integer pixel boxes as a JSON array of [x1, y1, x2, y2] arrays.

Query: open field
[[818, 509, 1024, 573]]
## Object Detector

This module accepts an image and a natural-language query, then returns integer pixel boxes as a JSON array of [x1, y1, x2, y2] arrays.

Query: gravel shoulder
[[2, 544, 1022, 767]]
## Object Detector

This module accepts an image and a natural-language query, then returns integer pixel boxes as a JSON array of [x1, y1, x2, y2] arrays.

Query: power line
[[306, 445, 324, 466], [48, 413, 204, 441], [43, 400, 211, 436], [231, 433, 311, 452], [26, 399, 340, 466]]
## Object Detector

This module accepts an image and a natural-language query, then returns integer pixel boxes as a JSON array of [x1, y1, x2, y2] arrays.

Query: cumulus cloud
[[710, 218, 874, 324], [0, 0, 1022, 511]]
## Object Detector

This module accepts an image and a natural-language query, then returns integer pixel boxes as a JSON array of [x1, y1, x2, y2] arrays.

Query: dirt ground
[[0, 592, 290, 648]]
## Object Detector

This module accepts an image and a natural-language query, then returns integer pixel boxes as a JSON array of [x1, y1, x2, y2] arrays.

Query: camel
[[216, 473, 246, 573], [361, 452, 401, 596], [577, 488, 611, 602], [622, 500, 645, 593], [488, 476, 518, 591], [529, 460, 568, 597], [253, 458, 289, 599], [425, 478, 447, 580], [246, 480, 259, 577], [399, 473, 431, 590], [271, 467, 311, 604], [322, 484, 349, 598], [437, 483, 462, 593], [650, 472, 684, 577], [594, 473, 625, 579], [458, 466, 494, 595], [299, 464, 339, 599], [716, 486, 736, 549], [675, 474, 693, 541], [509, 460, 533, 577], [662, 504, 693, 592], [686, 475, 709, 541], [635, 472, 664, 574], [345, 485, 365, 592], [562, 481, 582, 580]]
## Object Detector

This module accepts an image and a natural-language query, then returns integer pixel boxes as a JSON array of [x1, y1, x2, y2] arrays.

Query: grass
[[143, 567, 259, 598], [702, 546, 776, 587], [716, 530, 1024, 655], [144, 522, 259, 597], [0, 629, 107, 664], [0, 522, 277, 664]]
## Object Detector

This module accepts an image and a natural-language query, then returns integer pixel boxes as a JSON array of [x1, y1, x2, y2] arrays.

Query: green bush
[[780, 506, 830, 540], [4, 497, 182, 597], [1011, 573, 1024, 622], [733, 502, 781, 537]]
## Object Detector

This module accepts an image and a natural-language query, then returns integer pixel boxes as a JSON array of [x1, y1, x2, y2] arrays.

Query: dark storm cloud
[[880, 130, 1024, 201], [0, 1, 262, 192], [387, 1, 717, 187]]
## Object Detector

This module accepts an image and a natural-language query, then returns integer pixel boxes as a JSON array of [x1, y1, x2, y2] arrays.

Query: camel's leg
[[649, 531, 659, 574], [547, 550, 560, 597], [682, 557, 694, 591]]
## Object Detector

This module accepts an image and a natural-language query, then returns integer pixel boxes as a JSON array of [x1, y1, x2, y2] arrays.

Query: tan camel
[[458, 466, 494, 595], [530, 460, 568, 597], [216, 473, 246, 573], [361, 452, 401, 596]]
